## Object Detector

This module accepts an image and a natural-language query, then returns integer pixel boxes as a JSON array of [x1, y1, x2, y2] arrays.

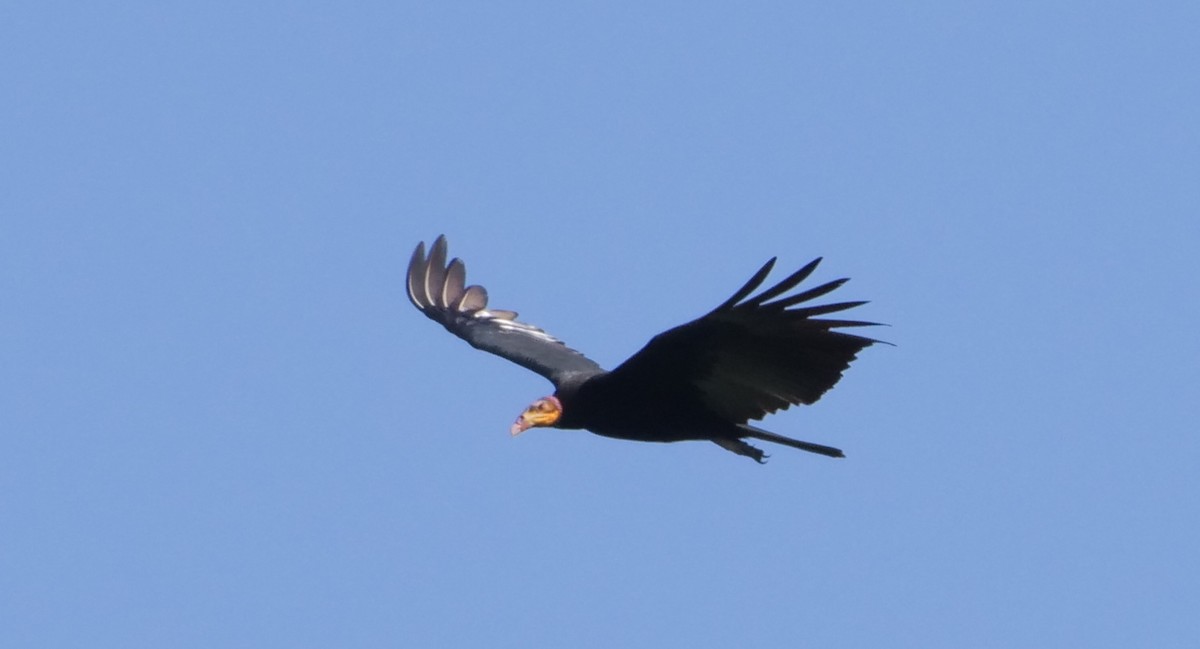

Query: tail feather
[[737, 423, 845, 458]]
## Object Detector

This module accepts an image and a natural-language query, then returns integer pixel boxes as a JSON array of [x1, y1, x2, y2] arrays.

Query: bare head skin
[[510, 396, 562, 436]]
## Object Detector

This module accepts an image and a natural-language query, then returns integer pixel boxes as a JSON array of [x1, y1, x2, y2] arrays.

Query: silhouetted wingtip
[[714, 257, 778, 311], [744, 257, 825, 307]]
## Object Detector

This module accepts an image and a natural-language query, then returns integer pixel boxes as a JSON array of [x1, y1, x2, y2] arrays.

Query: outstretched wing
[[407, 236, 604, 387], [603, 257, 883, 424]]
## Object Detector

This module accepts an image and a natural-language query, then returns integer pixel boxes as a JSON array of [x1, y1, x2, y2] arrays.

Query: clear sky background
[[3, 2, 1198, 647]]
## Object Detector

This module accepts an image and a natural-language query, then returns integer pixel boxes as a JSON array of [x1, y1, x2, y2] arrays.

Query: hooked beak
[[510, 416, 533, 436], [510, 396, 562, 436]]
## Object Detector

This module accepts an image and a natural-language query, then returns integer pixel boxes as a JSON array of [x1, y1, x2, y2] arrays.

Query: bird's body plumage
[[407, 235, 882, 462]]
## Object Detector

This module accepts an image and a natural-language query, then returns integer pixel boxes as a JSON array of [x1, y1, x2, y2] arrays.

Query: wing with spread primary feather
[[603, 257, 882, 423], [406, 236, 604, 387]]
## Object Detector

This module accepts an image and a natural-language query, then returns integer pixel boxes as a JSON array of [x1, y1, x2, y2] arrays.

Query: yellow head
[[510, 396, 562, 435]]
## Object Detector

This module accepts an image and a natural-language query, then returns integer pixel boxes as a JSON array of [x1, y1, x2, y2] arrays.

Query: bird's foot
[[712, 438, 770, 463]]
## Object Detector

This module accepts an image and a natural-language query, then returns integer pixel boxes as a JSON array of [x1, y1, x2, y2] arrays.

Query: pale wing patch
[[407, 235, 602, 383], [489, 314, 565, 343], [408, 236, 565, 343]]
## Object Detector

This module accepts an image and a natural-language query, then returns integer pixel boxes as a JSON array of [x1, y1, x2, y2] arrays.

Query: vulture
[[407, 235, 883, 463]]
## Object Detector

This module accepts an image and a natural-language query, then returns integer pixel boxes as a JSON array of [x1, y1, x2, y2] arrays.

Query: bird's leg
[[712, 438, 769, 463]]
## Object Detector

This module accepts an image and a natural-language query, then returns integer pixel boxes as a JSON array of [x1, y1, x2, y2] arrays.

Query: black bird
[[407, 235, 882, 462]]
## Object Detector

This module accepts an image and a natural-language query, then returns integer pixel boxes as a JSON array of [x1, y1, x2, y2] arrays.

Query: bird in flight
[[407, 235, 883, 462]]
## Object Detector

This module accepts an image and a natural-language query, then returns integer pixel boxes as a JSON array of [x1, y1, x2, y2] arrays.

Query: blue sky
[[3, 2, 1198, 647]]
